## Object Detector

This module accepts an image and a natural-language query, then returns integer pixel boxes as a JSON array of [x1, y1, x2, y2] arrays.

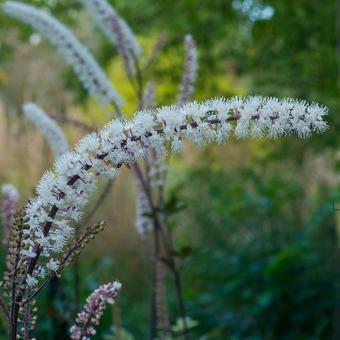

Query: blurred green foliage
[[179, 166, 337, 339]]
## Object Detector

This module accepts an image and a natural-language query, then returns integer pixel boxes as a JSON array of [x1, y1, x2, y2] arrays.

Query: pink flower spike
[[70, 281, 122, 340]]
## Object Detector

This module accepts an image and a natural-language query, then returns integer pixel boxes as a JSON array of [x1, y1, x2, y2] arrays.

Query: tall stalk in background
[[76, 3, 199, 338]]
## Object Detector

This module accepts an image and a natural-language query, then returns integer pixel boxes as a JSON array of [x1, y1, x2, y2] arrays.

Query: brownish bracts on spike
[[21, 298, 37, 339], [2, 209, 29, 291], [62, 221, 107, 269], [2, 209, 31, 340]]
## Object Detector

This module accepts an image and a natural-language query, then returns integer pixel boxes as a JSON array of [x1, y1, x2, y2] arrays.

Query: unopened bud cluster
[[70, 281, 122, 339], [1, 210, 30, 296], [19, 299, 38, 339], [62, 221, 106, 269]]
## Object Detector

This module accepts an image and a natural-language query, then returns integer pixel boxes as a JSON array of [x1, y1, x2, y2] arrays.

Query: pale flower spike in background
[[70, 281, 122, 340], [134, 174, 154, 238], [21, 96, 327, 283], [3, 1, 124, 112], [23, 103, 69, 158], [1, 184, 20, 248], [141, 82, 156, 110], [80, 0, 141, 76], [177, 34, 198, 105], [80, 0, 141, 57]]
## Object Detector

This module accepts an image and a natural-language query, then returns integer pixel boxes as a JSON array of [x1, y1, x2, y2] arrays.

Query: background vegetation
[[0, 0, 339, 338]]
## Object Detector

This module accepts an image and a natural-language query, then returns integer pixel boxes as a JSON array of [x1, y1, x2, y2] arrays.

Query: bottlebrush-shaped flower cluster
[[22, 96, 327, 282], [1, 184, 20, 247], [23, 103, 69, 158], [70, 281, 121, 339], [3, 1, 123, 110]]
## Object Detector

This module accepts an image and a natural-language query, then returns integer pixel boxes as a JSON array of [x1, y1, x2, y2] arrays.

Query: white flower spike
[[22, 96, 327, 279], [23, 103, 69, 158], [3, 1, 124, 113]]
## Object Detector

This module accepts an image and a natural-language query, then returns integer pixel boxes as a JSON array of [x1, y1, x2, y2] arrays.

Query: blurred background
[[0, 0, 339, 339]]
